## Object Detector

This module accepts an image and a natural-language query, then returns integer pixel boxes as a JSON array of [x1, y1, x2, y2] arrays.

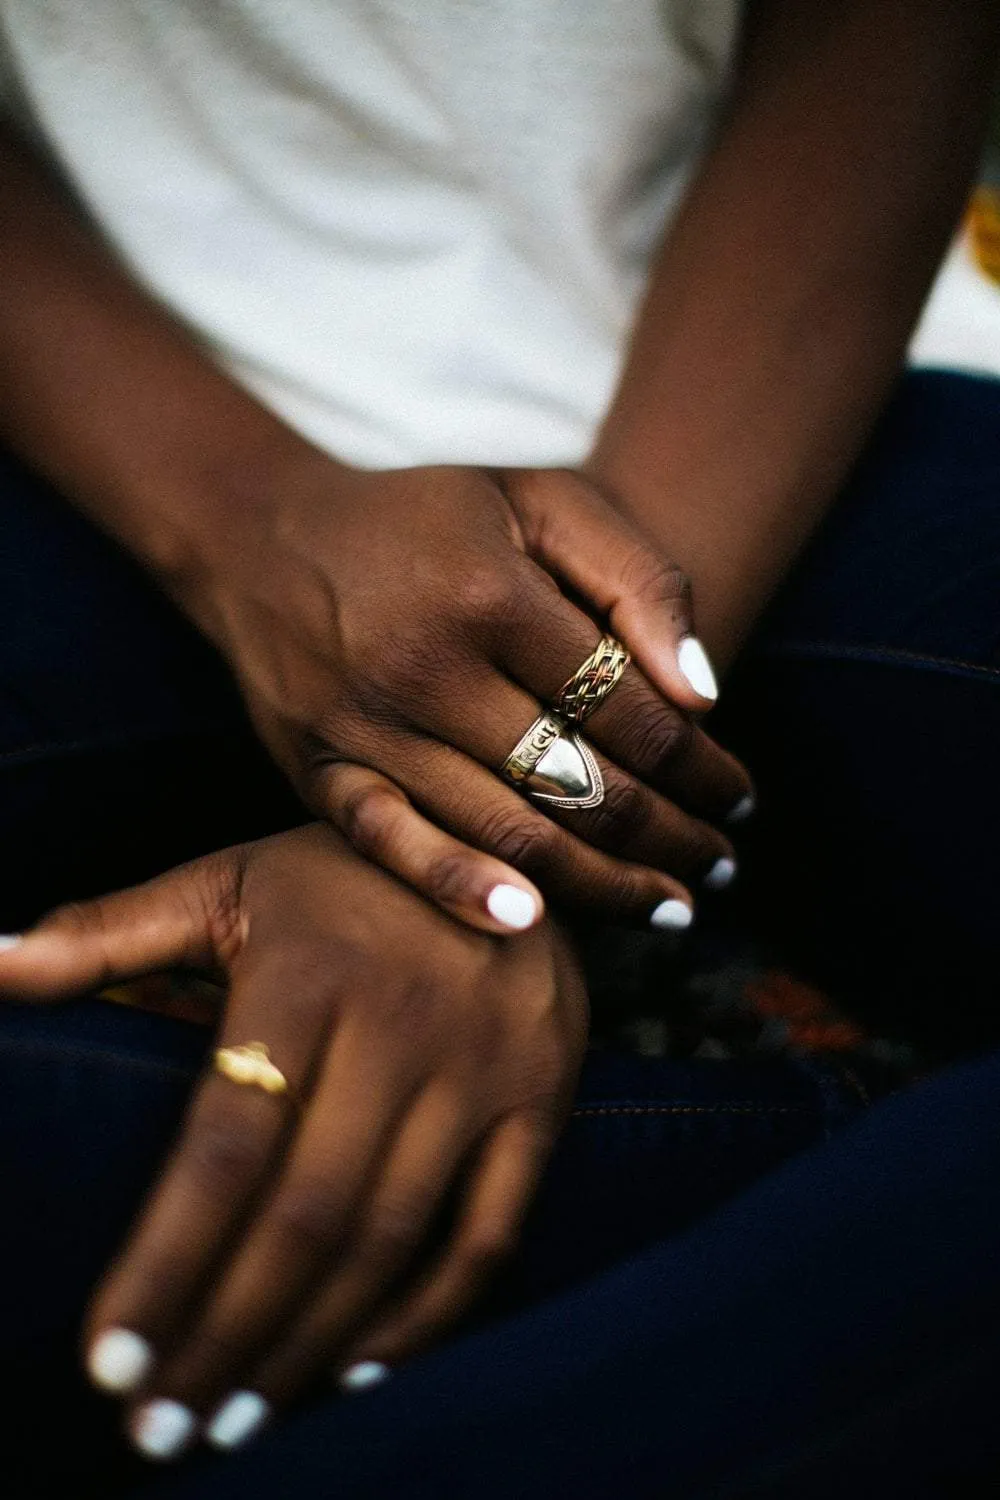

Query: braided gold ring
[[554, 635, 630, 725]]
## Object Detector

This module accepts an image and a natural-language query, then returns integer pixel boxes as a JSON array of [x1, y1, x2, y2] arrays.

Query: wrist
[[125, 407, 348, 631], [579, 458, 753, 670]]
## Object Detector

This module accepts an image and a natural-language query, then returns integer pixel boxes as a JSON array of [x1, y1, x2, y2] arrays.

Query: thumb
[[505, 470, 719, 711], [0, 854, 238, 1003]]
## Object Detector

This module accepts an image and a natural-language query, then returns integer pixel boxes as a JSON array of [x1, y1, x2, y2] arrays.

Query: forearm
[[0, 124, 316, 588], [589, 0, 1000, 666]]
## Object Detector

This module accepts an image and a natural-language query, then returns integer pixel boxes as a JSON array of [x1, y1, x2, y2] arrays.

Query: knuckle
[[586, 861, 649, 913], [588, 774, 645, 842], [375, 974, 442, 1047], [41, 900, 86, 936], [620, 549, 690, 610], [339, 781, 406, 862], [186, 1105, 272, 1190], [455, 562, 517, 626], [477, 808, 559, 876], [366, 629, 455, 707], [424, 850, 482, 907], [269, 1178, 349, 1252], [362, 1200, 425, 1266], [42, 897, 107, 947], [621, 697, 693, 774], [246, 942, 342, 1021]]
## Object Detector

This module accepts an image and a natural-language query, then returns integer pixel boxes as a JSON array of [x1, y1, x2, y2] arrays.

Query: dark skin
[[0, 0, 997, 1460], [0, 126, 749, 935], [0, 820, 589, 1453]]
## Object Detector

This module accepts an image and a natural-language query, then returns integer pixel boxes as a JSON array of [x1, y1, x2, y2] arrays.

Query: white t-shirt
[[0, 1, 739, 468]]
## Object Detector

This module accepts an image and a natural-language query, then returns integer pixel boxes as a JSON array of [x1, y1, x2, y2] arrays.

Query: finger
[[207, 1084, 483, 1434], [343, 733, 699, 930], [321, 764, 543, 934], [124, 1018, 426, 1449], [504, 468, 719, 709], [496, 570, 753, 821], [0, 853, 239, 1001], [404, 674, 736, 892], [83, 962, 321, 1417], [337, 1109, 553, 1376], [546, 745, 738, 892]]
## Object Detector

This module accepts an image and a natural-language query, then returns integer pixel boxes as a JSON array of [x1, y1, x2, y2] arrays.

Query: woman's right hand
[[179, 454, 752, 933], [0, 819, 589, 1458]]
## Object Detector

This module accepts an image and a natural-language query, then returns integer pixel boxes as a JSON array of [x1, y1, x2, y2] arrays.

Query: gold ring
[[501, 712, 605, 809], [554, 635, 630, 725], [213, 1041, 290, 1099]]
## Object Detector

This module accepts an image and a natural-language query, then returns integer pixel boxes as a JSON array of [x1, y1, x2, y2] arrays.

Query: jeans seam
[[0, 722, 238, 771], [569, 1105, 809, 1119], [756, 638, 1000, 683]]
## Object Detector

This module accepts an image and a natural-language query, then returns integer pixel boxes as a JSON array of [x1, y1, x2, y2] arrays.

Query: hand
[[186, 458, 752, 930], [0, 819, 588, 1458]]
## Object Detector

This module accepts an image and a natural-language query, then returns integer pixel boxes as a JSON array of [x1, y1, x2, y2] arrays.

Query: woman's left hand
[[0, 817, 588, 1458]]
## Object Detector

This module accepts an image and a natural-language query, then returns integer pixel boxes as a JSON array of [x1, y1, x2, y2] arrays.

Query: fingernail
[[87, 1327, 154, 1393], [0, 934, 22, 951], [704, 856, 737, 891], [727, 794, 756, 824], [338, 1360, 391, 1394], [129, 1399, 196, 1461], [485, 884, 538, 931], [206, 1390, 271, 1450], [649, 899, 694, 932], [677, 637, 718, 702]]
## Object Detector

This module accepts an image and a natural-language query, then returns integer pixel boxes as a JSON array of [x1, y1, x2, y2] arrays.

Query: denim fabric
[[712, 372, 1000, 1053], [152, 1045, 1000, 1500], [0, 371, 999, 1496], [0, 999, 861, 1499], [0, 461, 299, 930]]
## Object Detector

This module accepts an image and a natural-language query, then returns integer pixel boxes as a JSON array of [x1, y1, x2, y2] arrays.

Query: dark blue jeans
[[1, 371, 999, 1497]]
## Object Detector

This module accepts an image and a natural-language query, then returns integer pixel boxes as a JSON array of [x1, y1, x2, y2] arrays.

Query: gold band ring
[[213, 1041, 290, 1099], [554, 635, 630, 725], [501, 712, 605, 810]]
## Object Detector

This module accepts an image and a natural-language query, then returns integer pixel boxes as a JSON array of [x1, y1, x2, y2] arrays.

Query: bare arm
[[0, 123, 751, 927], [588, 0, 1000, 666], [0, 123, 304, 578]]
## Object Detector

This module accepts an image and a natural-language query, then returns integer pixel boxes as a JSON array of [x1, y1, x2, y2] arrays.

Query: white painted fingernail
[[338, 1360, 391, 1393], [649, 899, 694, 931], [0, 934, 22, 951], [485, 884, 538, 931], [129, 1399, 196, 1460], [727, 794, 756, 824], [704, 856, 737, 891], [677, 637, 718, 702], [87, 1327, 154, 1393], [206, 1390, 271, 1450]]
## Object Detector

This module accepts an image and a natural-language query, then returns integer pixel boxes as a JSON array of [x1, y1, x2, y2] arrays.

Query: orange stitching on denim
[[569, 1105, 806, 1119], [766, 640, 1000, 681]]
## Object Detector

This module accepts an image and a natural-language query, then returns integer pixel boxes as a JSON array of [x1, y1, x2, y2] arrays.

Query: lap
[[713, 371, 1000, 1052], [0, 997, 863, 1498], [152, 1035, 1000, 1500], [0, 454, 297, 928]]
